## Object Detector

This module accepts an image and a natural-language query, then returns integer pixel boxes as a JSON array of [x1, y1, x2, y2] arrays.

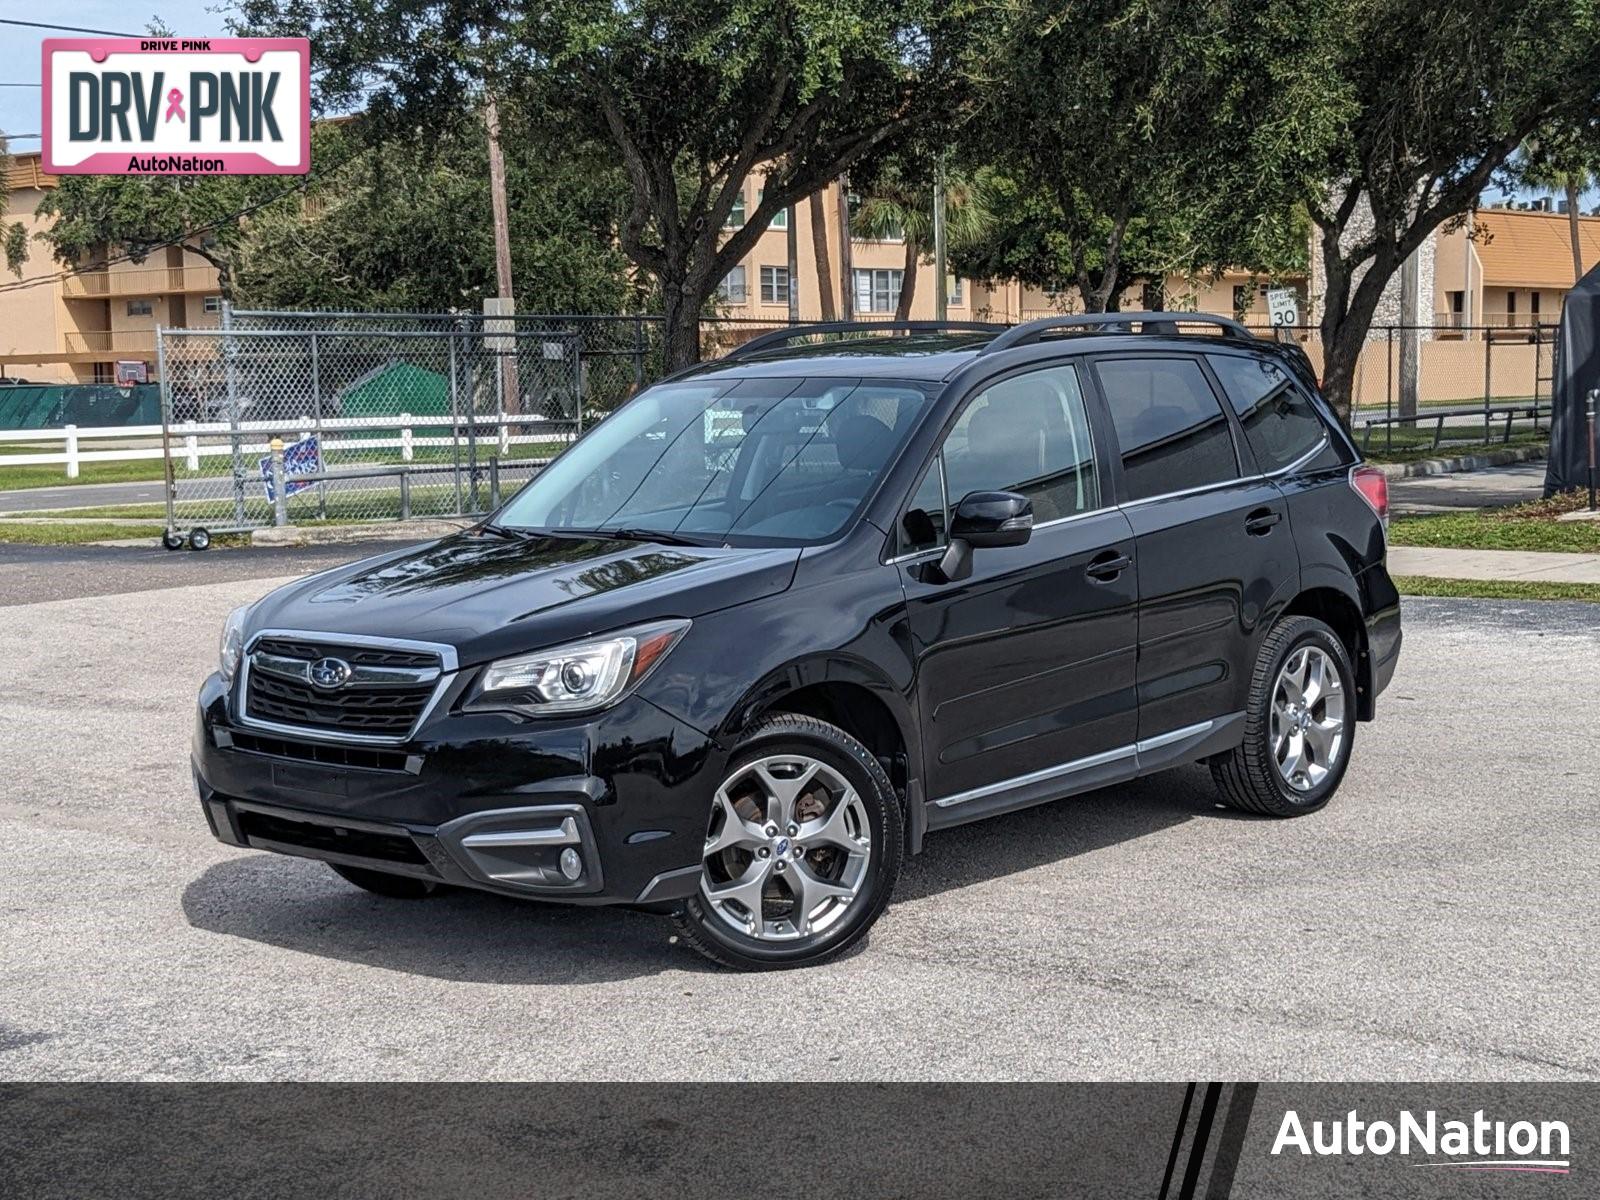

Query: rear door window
[[1095, 357, 1239, 502], [1206, 353, 1330, 472]]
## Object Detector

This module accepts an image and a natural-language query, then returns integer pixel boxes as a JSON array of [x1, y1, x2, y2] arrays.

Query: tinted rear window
[[1096, 357, 1239, 501], [1207, 353, 1329, 472]]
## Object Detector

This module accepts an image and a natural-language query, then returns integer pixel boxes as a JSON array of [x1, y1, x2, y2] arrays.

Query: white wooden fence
[[0, 414, 576, 480]]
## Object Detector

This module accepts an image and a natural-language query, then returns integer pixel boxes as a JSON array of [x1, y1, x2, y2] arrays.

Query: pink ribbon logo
[[164, 88, 185, 123]]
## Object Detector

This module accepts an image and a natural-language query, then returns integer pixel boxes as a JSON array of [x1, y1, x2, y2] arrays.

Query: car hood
[[246, 531, 801, 667]]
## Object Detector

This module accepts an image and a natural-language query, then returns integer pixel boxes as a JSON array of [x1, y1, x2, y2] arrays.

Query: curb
[[1375, 445, 1546, 480], [250, 518, 472, 547]]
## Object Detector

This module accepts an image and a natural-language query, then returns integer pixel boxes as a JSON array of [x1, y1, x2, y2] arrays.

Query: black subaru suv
[[195, 314, 1401, 969]]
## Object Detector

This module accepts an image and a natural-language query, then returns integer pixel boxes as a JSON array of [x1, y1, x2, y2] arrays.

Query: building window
[[853, 268, 904, 314], [726, 188, 746, 229], [1506, 291, 1517, 320], [1531, 291, 1541, 319], [126, 299, 153, 317], [759, 189, 787, 229], [1232, 284, 1249, 316], [949, 277, 964, 306], [203, 296, 222, 314], [760, 265, 790, 305], [716, 265, 748, 304]]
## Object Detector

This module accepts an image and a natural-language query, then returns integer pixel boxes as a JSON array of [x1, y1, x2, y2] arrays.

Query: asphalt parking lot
[[0, 543, 1596, 1081]]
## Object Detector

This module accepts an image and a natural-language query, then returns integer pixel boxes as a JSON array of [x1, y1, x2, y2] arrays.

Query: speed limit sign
[[1266, 287, 1300, 327]]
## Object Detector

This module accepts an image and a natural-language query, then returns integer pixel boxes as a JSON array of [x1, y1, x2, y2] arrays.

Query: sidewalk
[[1387, 545, 1600, 583]]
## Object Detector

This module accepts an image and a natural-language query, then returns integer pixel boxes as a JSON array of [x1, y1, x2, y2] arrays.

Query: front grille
[[246, 671, 436, 734], [242, 635, 444, 739], [237, 810, 430, 866], [253, 637, 438, 669], [229, 730, 413, 773]]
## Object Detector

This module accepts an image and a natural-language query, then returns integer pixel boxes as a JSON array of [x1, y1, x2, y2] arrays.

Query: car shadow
[[181, 764, 1251, 982], [898, 764, 1253, 902]]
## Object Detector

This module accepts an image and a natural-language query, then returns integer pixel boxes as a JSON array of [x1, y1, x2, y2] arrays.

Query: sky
[[2, 6, 1592, 211], [0, 3, 231, 142]]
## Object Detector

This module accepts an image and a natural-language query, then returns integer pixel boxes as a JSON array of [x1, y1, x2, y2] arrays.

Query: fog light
[[559, 847, 582, 880]]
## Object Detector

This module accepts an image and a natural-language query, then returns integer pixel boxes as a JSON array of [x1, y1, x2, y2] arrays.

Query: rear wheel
[[672, 715, 903, 970], [327, 862, 440, 899], [1210, 615, 1355, 817]]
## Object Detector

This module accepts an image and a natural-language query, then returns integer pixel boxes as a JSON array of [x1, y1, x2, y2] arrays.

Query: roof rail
[[725, 320, 1010, 360], [977, 311, 1256, 356]]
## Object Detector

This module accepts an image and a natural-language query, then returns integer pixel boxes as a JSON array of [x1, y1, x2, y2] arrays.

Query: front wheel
[[1210, 615, 1356, 817], [672, 715, 903, 970]]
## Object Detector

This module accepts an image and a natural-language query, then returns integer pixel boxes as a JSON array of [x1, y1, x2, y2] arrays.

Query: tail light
[[1350, 465, 1388, 529]]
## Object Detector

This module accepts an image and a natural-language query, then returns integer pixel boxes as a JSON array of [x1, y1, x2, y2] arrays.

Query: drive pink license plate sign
[[42, 38, 310, 175]]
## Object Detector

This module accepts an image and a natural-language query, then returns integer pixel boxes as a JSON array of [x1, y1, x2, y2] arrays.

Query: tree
[[37, 147, 325, 298], [0, 136, 28, 275], [233, 116, 636, 312], [959, 0, 1330, 315], [239, 0, 972, 369], [852, 161, 992, 320], [1521, 123, 1600, 283], [1305, 0, 1600, 419]]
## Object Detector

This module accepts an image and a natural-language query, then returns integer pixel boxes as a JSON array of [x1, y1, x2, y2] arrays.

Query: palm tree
[[851, 164, 992, 320], [1522, 130, 1600, 283]]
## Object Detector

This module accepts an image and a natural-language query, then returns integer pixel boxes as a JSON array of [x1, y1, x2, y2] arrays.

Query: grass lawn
[[1389, 496, 1600, 555], [0, 458, 175, 491], [0, 522, 168, 546], [1392, 575, 1600, 603], [1361, 430, 1547, 464]]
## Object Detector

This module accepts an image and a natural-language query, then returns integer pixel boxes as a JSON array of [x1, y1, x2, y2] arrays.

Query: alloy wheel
[[1270, 645, 1346, 792], [699, 753, 872, 941]]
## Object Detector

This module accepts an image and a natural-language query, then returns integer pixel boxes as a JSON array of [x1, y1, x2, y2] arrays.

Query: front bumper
[[193, 671, 719, 907]]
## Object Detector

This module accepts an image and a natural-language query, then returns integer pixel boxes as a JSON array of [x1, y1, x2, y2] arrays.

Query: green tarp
[[336, 361, 450, 417], [0, 384, 163, 430]]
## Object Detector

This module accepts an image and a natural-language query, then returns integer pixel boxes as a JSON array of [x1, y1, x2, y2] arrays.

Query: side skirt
[[924, 712, 1245, 832]]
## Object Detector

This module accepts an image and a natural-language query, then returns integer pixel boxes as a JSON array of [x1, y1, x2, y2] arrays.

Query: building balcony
[[61, 330, 158, 356], [62, 265, 219, 300]]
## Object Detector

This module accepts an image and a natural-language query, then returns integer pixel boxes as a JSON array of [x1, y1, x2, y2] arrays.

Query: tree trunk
[[660, 280, 702, 373], [895, 240, 919, 321], [1319, 319, 1364, 424], [1567, 177, 1584, 283], [809, 192, 837, 321]]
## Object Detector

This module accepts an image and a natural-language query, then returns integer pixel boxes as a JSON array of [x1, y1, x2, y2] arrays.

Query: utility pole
[[483, 92, 518, 414], [932, 162, 948, 321], [1398, 245, 1420, 420], [838, 175, 855, 321], [786, 202, 800, 324]]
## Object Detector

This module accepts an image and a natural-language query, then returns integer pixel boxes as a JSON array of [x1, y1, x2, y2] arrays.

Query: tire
[[188, 527, 212, 551], [1210, 615, 1356, 817], [671, 714, 904, 970], [161, 530, 185, 551], [327, 862, 441, 899]]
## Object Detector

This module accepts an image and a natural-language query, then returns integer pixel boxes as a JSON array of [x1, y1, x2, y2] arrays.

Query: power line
[[0, 19, 142, 38]]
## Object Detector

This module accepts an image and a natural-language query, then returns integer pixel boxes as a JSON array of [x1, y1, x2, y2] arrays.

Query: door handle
[[1245, 508, 1283, 536], [1085, 550, 1133, 581]]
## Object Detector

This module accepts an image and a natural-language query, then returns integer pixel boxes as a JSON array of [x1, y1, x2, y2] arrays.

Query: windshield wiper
[[474, 521, 537, 541], [568, 526, 722, 548]]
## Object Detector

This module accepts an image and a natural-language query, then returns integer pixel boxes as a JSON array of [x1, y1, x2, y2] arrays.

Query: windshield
[[495, 376, 933, 545]]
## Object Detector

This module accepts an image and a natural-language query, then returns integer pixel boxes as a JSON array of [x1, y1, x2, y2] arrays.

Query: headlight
[[218, 604, 250, 684], [465, 620, 690, 717]]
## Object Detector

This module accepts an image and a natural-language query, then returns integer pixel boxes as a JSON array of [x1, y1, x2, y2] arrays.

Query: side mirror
[[936, 490, 1033, 582], [950, 490, 1034, 548]]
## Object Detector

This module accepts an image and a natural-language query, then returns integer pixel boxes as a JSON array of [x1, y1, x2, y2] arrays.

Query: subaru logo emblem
[[309, 657, 352, 690], [774, 837, 791, 858]]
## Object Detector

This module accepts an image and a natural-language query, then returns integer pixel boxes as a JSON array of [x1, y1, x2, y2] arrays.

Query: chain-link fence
[[159, 316, 584, 536], [159, 310, 1561, 537]]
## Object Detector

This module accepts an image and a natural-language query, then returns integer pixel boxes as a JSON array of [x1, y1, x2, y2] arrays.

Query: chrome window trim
[[932, 719, 1215, 809], [235, 629, 459, 747]]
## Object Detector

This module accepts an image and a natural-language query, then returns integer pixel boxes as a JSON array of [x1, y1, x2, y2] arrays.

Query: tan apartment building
[[710, 173, 1307, 327], [1, 152, 223, 384], [1434, 202, 1600, 331]]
